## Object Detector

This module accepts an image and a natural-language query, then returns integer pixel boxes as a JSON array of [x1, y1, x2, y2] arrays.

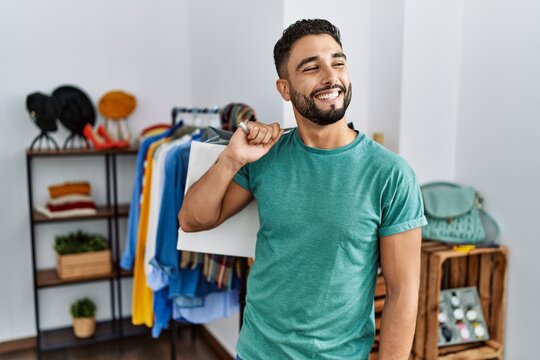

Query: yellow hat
[[98, 91, 136, 120]]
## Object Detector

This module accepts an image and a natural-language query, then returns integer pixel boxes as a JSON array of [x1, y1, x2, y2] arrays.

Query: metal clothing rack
[[171, 106, 220, 127], [169, 105, 249, 360]]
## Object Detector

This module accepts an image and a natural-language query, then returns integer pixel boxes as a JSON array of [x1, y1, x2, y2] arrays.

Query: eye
[[303, 66, 318, 73], [333, 62, 345, 68]]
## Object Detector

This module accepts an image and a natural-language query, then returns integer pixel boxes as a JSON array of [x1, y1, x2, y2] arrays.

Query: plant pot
[[72, 316, 96, 338], [57, 250, 112, 280]]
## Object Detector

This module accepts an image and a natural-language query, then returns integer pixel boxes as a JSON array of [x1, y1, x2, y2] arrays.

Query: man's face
[[284, 34, 352, 126]]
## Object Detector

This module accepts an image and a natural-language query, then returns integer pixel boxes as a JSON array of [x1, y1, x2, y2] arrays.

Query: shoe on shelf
[[83, 124, 115, 150], [97, 125, 130, 148]]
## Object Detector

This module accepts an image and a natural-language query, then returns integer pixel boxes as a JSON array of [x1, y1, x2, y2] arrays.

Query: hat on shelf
[[26, 92, 59, 132], [98, 91, 136, 120], [52, 85, 96, 136], [25, 92, 61, 150], [97, 90, 136, 143]]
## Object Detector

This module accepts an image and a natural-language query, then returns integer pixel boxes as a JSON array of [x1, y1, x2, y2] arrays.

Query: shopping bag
[[177, 141, 258, 257]]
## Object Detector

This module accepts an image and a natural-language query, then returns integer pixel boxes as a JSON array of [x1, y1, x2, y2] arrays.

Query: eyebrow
[[295, 52, 347, 72]]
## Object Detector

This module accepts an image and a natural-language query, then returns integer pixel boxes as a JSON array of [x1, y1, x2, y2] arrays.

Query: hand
[[223, 121, 284, 166]]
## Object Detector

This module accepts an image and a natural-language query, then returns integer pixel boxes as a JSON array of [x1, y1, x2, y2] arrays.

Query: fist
[[225, 121, 284, 165], [245, 121, 283, 146]]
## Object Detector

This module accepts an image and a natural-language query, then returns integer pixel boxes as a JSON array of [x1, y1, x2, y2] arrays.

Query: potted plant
[[70, 297, 97, 338], [54, 230, 111, 279]]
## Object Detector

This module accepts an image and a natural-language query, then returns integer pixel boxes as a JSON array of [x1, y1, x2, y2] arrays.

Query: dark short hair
[[273, 19, 342, 79]]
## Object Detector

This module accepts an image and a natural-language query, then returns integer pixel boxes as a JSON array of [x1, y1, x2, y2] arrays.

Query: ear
[[275, 79, 291, 101]]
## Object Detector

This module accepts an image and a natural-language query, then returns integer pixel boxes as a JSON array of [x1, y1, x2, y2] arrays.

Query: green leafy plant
[[54, 230, 107, 255], [70, 297, 96, 318]]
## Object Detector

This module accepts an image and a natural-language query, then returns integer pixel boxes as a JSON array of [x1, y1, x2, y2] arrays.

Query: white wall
[[367, 0, 404, 152], [399, 0, 464, 182], [454, 0, 540, 357], [188, 0, 283, 125], [0, 0, 191, 342]]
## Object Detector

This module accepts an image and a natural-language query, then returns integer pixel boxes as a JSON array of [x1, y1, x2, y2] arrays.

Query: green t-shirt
[[233, 128, 427, 360]]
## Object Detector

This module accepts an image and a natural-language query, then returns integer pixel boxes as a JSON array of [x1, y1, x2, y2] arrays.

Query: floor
[[1, 328, 224, 360]]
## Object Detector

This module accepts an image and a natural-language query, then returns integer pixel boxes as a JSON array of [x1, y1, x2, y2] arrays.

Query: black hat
[[52, 85, 96, 135], [26, 92, 59, 132]]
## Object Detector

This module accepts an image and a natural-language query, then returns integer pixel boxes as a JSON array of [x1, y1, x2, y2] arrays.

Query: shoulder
[[360, 136, 417, 185], [253, 129, 296, 162]]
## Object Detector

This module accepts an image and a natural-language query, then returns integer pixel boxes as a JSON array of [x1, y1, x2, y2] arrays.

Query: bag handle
[[421, 181, 463, 190], [480, 208, 501, 242]]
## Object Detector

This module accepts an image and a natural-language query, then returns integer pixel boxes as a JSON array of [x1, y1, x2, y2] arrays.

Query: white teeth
[[316, 91, 339, 100]]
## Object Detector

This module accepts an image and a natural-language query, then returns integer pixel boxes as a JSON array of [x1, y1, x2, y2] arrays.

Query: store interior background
[[1, 0, 538, 358]]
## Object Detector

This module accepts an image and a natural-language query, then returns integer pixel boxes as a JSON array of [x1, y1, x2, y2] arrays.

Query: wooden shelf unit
[[36, 267, 133, 288], [32, 204, 129, 223], [26, 147, 137, 357], [39, 318, 147, 352], [369, 241, 507, 360], [412, 242, 508, 360], [27, 147, 138, 157]]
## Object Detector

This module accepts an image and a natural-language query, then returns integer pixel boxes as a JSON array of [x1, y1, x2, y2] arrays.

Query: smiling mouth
[[314, 90, 341, 101]]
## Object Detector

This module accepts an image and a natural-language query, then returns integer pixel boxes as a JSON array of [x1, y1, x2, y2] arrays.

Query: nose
[[320, 64, 338, 86]]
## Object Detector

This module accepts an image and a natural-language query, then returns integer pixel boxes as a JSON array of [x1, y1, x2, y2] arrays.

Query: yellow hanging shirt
[[131, 138, 168, 326]]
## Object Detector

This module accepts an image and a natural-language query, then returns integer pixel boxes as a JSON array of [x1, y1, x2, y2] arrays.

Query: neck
[[295, 116, 357, 149]]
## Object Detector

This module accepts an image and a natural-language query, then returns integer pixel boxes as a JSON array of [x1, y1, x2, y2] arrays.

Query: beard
[[289, 82, 352, 126]]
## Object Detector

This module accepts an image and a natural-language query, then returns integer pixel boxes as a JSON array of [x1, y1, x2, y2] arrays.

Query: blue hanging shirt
[[120, 122, 184, 270]]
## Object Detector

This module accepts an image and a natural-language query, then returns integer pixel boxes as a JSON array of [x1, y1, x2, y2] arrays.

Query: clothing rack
[[171, 106, 220, 127], [169, 106, 249, 360]]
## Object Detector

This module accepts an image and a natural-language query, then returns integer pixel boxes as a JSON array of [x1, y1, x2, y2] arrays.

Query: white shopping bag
[[177, 141, 258, 257]]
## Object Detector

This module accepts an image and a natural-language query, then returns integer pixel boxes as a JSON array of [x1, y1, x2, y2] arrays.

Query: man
[[180, 19, 427, 360]]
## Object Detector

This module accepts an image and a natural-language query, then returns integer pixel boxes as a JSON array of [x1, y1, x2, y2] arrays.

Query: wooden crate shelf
[[412, 242, 508, 360], [372, 242, 507, 359]]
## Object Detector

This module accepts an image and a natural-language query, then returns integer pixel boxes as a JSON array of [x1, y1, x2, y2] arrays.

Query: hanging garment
[[124, 125, 241, 337], [174, 290, 239, 324], [144, 136, 191, 278], [148, 140, 194, 337], [148, 131, 241, 337], [132, 133, 198, 327], [120, 121, 184, 270], [131, 138, 168, 327], [148, 141, 193, 290]]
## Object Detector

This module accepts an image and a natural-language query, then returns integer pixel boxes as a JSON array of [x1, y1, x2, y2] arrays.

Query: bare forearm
[[179, 150, 243, 230], [378, 289, 418, 360]]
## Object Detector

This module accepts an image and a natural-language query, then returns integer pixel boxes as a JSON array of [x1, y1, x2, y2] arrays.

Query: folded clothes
[[48, 181, 91, 198], [47, 194, 94, 206], [36, 206, 97, 218], [47, 201, 97, 212]]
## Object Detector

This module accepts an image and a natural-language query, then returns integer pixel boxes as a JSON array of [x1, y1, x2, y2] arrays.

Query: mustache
[[310, 84, 347, 98]]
